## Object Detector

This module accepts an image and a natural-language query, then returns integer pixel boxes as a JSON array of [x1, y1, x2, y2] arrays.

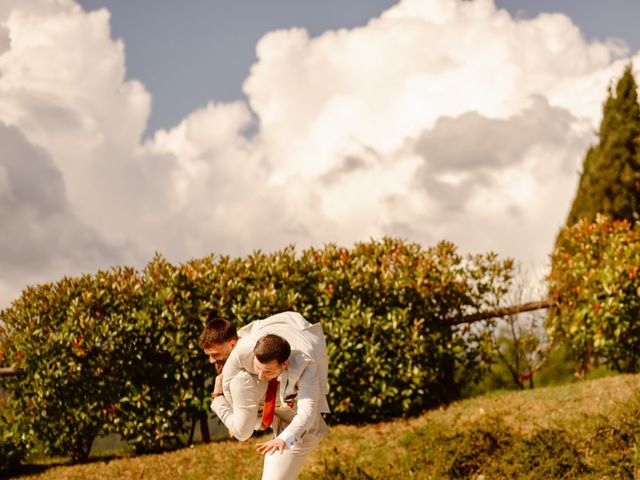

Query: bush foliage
[[0, 411, 30, 474], [0, 238, 512, 463], [548, 215, 640, 373]]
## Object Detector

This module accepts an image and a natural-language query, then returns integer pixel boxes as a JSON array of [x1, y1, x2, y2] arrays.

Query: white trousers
[[261, 432, 321, 480]]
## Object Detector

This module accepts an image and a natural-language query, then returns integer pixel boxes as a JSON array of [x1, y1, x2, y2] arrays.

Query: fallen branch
[[450, 298, 552, 326], [0, 367, 16, 377]]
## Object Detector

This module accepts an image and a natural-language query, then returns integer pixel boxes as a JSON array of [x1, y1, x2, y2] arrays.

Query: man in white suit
[[199, 311, 330, 480]]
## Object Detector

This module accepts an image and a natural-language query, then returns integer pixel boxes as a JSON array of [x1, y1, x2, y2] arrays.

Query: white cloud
[[0, 123, 129, 304], [0, 0, 638, 307]]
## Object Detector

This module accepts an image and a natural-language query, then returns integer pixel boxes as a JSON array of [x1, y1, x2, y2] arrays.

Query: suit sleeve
[[277, 362, 320, 449], [211, 371, 261, 441]]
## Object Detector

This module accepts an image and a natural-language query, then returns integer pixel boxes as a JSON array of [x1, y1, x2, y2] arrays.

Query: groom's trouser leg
[[261, 433, 320, 480]]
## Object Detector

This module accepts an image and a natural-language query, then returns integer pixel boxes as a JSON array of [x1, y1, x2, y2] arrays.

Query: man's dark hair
[[253, 334, 291, 364], [198, 314, 238, 349]]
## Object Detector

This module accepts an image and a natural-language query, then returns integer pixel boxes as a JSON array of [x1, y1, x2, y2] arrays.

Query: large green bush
[[548, 215, 640, 373], [0, 238, 512, 461]]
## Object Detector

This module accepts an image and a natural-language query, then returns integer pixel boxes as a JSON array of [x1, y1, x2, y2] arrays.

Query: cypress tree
[[566, 64, 640, 225]]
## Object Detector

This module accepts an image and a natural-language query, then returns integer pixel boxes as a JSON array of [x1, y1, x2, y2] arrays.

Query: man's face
[[203, 340, 236, 368], [253, 357, 288, 382]]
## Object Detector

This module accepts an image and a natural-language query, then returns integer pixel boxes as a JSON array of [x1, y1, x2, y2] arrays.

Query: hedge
[[0, 237, 512, 463]]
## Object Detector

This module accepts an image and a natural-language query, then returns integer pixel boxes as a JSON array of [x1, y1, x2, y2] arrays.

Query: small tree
[[494, 314, 548, 390], [490, 267, 550, 390]]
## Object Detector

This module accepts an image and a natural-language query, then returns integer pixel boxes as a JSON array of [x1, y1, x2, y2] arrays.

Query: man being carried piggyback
[[199, 311, 330, 480]]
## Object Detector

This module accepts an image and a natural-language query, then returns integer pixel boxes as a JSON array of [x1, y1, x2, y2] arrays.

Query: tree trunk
[[199, 410, 210, 443]]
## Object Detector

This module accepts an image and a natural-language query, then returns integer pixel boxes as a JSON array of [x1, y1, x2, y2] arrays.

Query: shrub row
[[0, 238, 512, 464]]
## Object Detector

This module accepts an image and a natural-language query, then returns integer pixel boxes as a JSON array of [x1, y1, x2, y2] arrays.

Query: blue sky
[[76, 0, 640, 134], [1, 0, 639, 306], [77, 0, 399, 134]]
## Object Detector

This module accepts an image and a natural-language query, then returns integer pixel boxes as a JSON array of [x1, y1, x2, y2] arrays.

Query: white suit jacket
[[211, 311, 330, 448]]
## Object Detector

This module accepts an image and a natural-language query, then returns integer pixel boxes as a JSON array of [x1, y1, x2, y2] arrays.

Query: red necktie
[[260, 378, 279, 430]]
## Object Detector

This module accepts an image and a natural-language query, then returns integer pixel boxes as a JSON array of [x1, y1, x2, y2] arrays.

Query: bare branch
[[450, 298, 552, 325], [0, 366, 16, 377]]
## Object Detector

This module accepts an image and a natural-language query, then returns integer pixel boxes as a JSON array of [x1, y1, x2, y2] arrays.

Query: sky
[[1, 0, 640, 308]]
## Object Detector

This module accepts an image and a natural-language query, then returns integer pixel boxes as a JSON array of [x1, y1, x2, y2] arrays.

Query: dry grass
[[8, 373, 640, 480]]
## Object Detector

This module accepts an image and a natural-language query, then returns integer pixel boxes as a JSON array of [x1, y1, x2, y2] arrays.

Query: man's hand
[[256, 438, 286, 455], [212, 373, 223, 398]]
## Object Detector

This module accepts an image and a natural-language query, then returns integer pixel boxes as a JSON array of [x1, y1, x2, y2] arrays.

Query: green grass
[[7, 373, 640, 479]]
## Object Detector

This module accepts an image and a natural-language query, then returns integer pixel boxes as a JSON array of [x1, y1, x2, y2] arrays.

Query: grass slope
[[9, 374, 640, 480]]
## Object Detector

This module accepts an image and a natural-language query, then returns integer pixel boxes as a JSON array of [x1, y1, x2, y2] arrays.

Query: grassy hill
[[8, 374, 640, 479]]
